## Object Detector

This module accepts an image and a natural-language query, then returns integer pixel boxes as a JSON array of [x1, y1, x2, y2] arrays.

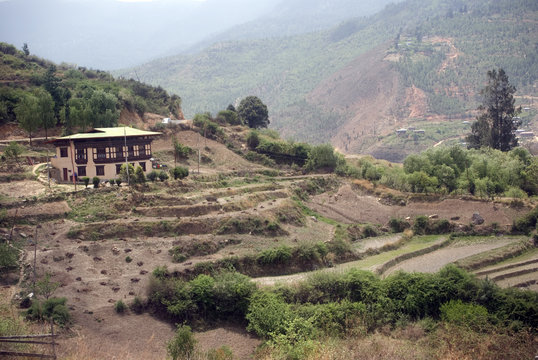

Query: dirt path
[[384, 238, 518, 275]]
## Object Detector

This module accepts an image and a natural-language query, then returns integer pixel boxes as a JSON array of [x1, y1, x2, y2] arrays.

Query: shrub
[[304, 144, 339, 171], [114, 300, 127, 314], [119, 163, 135, 183], [92, 176, 100, 188], [246, 130, 260, 149], [169, 246, 187, 263], [257, 246, 292, 265], [152, 265, 169, 279], [413, 215, 429, 234], [125, 256, 132, 263], [147, 170, 158, 182], [82, 177, 90, 188], [440, 300, 490, 331], [158, 171, 169, 182], [115, 178, 122, 187], [167, 325, 197, 360], [171, 166, 189, 180], [0, 242, 19, 274], [26, 297, 71, 327], [362, 225, 378, 238], [134, 165, 146, 184], [246, 291, 293, 338], [129, 296, 145, 314], [388, 217, 410, 233], [213, 271, 256, 318]]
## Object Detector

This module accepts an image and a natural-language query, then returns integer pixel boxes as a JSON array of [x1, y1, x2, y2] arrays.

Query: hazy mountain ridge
[[120, 0, 537, 161], [0, 0, 279, 69]]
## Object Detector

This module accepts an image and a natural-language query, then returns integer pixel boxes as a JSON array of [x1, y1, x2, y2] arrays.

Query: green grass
[[67, 192, 120, 222], [340, 235, 442, 270], [477, 247, 538, 271]]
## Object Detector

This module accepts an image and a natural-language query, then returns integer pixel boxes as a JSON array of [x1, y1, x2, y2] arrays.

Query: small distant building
[[520, 131, 535, 138], [414, 129, 425, 134], [50, 127, 161, 182], [462, 120, 470, 125], [396, 128, 408, 136], [163, 118, 190, 126]]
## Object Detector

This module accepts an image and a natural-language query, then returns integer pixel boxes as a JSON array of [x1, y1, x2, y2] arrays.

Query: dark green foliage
[[413, 216, 453, 235], [238, 96, 269, 129], [134, 165, 146, 184], [158, 171, 169, 182], [257, 246, 293, 265], [362, 225, 378, 238], [114, 300, 127, 314], [147, 170, 158, 182], [467, 69, 520, 151], [304, 144, 341, 172], [193, 112, 223, 139], [246, 130, 260, 149], [388, 218, 410, 233], [92, 176, 100, 188], [217, 109, 241, 125], [26, 297, 71, 327], [171, 166, 189, 180], [512, 205, 538, 234], [0, 242, 19, 275], [82, 177, 90, 188], [172, 137, 192, 164], [129, 296, 145, 314]]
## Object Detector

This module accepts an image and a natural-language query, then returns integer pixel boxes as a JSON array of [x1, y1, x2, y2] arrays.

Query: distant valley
[[119, 0, 538, 161]]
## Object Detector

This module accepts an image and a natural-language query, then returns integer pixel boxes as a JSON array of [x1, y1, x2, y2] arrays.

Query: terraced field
[[1, 135, 536, 358]]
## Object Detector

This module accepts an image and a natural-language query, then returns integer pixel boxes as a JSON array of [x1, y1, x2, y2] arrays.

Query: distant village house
[[50, 127, 161, 182]]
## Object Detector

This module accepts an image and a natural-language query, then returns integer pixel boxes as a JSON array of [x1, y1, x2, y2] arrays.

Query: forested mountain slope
[[0, 42, 181, 135], [121, 0, 537, 161]]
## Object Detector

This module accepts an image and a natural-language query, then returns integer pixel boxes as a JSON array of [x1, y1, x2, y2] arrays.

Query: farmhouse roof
[[53, 127, 162, 141]]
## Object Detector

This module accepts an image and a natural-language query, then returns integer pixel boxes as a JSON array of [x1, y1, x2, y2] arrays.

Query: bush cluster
[[147, 271, 256, 322]]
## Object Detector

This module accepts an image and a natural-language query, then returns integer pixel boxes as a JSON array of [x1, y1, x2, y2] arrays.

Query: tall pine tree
[[467, 69, 520, 151]]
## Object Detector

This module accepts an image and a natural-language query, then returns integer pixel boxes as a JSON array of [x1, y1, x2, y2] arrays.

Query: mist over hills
[[120, 0, 537, 161], [0, 0, 279, 69], [0, 0, 399, 70]]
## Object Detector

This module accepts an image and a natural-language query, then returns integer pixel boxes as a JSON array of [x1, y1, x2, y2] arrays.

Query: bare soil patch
[[309, 183, 526, 227]]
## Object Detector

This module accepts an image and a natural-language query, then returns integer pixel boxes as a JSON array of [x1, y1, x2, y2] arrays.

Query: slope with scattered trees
[[0, 42, 182, 140]]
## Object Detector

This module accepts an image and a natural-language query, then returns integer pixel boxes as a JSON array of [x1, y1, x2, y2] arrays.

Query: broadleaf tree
[[237, 96, 269, 129], [466, 69, 520, 151], [15, 93, 40, 147], [34, 88, 55, 139]]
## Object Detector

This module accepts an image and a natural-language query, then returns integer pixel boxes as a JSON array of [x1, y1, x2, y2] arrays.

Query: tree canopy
[[466, 69, 520, 151], [237, 96, 269, 129]]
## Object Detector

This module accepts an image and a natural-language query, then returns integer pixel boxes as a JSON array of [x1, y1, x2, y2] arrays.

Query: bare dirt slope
[[307, 45, 402, 154], [309, 183, 525, 227]]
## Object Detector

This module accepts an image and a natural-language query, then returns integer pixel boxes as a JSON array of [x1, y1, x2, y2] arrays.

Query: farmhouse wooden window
[[77, 166, 86, 177], [116, 164, 122, 175], [95, 148, 106, 160], [139, 162, 146, 171], [75, 148, 87, 164], [60, 147, 68, 157], [96, 166, 105, 176]]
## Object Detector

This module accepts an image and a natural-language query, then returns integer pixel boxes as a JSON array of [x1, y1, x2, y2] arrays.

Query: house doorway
[[63, 168, 68, 181]]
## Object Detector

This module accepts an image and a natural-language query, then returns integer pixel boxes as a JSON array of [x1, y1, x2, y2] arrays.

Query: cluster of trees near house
[[0, 42, 182, 145]]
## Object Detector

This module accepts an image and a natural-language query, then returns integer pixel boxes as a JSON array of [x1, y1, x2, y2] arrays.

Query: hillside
[[121, 0, 538, 161], [1, 124, 537, 358], [0, 42, 182, 136]]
